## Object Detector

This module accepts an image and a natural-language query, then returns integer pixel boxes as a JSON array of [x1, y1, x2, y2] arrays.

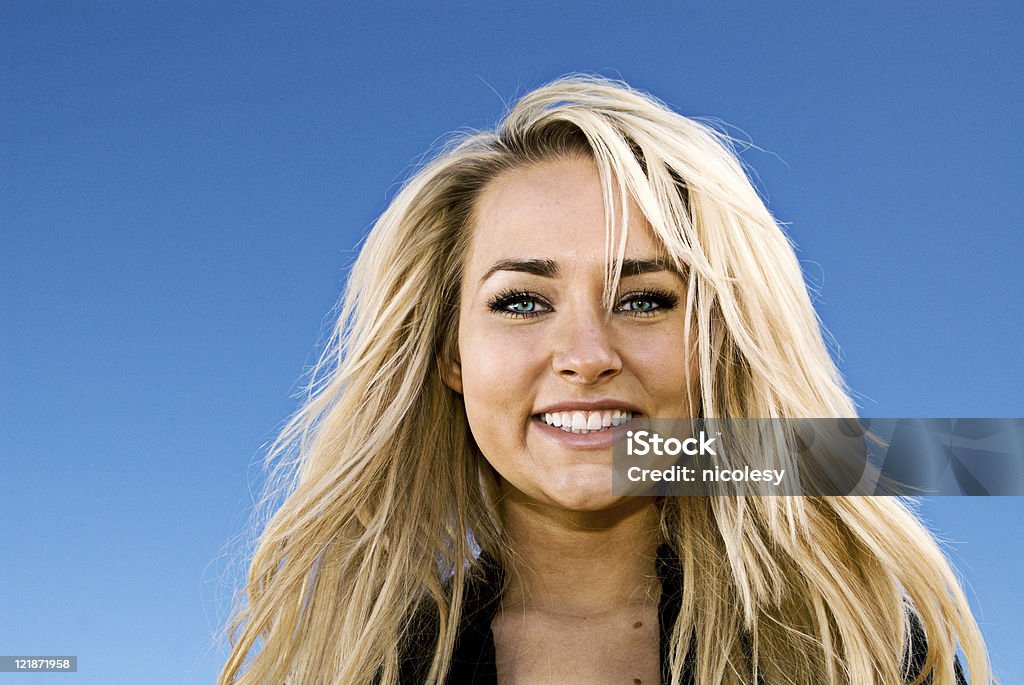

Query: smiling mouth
[[535, 409, 637, 434]]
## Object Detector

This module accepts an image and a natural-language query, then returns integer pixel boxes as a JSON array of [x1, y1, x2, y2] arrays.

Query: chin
[[539, 468, 623, 512]]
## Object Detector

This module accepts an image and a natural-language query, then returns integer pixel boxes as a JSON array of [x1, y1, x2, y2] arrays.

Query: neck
[[498, 491, 662, 618]]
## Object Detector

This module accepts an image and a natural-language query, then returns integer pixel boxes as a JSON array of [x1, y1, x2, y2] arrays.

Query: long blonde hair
[[219, 75, 991, 685]]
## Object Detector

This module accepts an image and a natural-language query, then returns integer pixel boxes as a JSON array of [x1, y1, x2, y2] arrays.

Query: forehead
[[467, 156, 665, 273]]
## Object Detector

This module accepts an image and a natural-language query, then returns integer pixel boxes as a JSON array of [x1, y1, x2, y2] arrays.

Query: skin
[[443, 155, 697, 684]]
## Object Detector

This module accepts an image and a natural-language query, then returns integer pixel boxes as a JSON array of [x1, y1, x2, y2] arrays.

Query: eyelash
[[487, 288, 680, 319]]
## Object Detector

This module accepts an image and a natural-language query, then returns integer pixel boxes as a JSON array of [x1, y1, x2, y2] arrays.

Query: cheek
[[626, 325, 697, 411], [458, 325, 544, 420], [458, 333, 543, 468]]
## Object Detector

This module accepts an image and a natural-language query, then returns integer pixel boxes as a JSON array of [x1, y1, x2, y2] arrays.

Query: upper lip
[[532, 399, 643, 415]]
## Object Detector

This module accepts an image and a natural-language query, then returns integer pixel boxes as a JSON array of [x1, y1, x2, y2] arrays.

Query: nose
[[551, 306, 623, 384]]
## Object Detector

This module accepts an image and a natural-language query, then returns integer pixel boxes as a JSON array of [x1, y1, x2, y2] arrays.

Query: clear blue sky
[[1, 2, 1021, 683]]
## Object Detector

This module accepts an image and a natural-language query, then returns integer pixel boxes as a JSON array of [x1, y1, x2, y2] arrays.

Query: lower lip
[[530, 415, 640, 449]]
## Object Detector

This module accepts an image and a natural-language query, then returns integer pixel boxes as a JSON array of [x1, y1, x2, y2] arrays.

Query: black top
[[398, 544, 964, 684]]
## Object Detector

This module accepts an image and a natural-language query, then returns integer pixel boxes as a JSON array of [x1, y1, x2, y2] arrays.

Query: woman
[[219, 76, 991, 684]]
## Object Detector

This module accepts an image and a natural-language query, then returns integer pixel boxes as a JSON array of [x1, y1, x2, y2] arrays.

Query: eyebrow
[[479, 257, 682, 284], [620, 258, 682, 278]]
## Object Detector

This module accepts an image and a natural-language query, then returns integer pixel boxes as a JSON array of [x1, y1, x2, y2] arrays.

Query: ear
[[440, 353, 463, 394]]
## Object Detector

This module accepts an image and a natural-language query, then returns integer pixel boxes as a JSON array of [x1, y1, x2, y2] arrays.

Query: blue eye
[[488, 290, 549, 319], [617, 290, 679, 317], [510, 299, 536, 313], [626, 298, 655, 313]]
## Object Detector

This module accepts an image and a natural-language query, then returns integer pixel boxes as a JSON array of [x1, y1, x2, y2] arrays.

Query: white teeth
[[539, 409, 634, 433]]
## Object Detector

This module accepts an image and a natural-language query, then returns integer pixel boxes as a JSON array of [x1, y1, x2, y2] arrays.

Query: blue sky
[[1, 2, 1021, 683]]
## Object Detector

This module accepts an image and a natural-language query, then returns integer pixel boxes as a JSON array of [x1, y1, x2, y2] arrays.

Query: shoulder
[[903, 612, 968, 685], [397, 599, 440, 685], [397, 553, 504, 685]]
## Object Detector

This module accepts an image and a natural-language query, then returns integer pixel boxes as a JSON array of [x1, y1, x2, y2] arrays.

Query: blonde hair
[[219, 76, 992, 685]]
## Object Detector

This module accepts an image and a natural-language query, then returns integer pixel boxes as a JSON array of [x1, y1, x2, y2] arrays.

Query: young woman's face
[[447, 156, 696, 512]]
